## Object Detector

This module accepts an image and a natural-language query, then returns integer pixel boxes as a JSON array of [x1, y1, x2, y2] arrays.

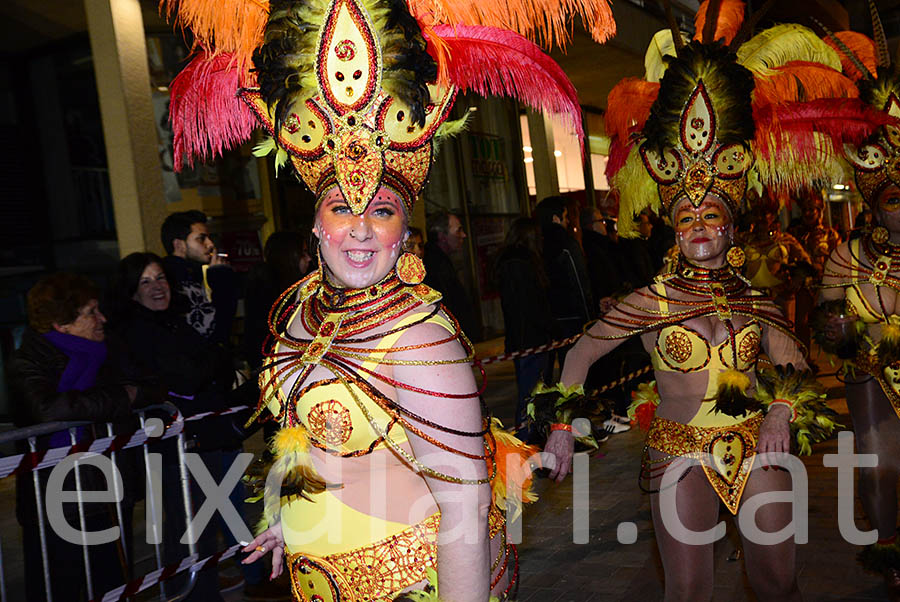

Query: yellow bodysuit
[[256, 271, 521, 602], [643, 284, 764, 514]]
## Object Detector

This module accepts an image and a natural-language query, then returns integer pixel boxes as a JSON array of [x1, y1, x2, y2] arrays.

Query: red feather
[[605, 78, 659, 144], [604, 137, 631, 183], [754, 98, 894, 165], [169, 52, 258, 171], [430, 25, 584, 149]]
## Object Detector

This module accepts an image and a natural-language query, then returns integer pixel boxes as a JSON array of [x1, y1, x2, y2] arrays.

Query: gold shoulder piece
[[407, 282, 442, 305], [296, 271, 322, 303]]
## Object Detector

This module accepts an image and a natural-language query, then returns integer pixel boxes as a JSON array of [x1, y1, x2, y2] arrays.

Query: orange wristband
[[768, 399, 797, 423], [550, 423, 572, 432]]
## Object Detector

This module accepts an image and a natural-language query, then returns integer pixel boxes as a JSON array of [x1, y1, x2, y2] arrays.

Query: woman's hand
[[544, 429, 574, 482], [756, 405, 791, 469], [242, 522, 285, 579]]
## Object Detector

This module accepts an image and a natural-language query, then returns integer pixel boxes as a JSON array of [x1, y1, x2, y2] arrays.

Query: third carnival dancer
[[816, 10, 900, 597], [528, 0, 893, 598], [163, 0, 615, 599]]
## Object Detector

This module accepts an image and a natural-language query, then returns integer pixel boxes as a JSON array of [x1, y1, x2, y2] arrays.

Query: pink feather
[[430, 25, 584, 151], [169, 51, 258, 171]]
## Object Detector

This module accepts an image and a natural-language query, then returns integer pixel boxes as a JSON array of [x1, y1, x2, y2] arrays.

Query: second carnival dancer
[[163, 0, 615, 599], [817, 12, 900, 596], [529, 0, 892, 599]]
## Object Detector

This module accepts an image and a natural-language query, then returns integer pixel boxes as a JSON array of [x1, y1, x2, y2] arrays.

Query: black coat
[[9, 329, 139, 525], [582, 229, 623, 304], [496, 246, 556, 353], [163, 255, 238, 346], [106, 302, 248, 450], [10, 329, 133, 427], [541, 224, 593, 337], [423, 240, 479, 339]]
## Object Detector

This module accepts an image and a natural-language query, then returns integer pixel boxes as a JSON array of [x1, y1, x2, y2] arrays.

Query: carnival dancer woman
[[163, 0, 615, 598], [531, 1, 885, 598], [817, 19, 900, 595]]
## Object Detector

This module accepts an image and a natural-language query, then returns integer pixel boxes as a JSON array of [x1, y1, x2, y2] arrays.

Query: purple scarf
[[43, 330, 107, 446]]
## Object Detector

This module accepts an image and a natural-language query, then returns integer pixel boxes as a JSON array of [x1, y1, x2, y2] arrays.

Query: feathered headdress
[[822, 3, 900, 207], [606, 0, 888, 237], [163, 0, 615, 215]]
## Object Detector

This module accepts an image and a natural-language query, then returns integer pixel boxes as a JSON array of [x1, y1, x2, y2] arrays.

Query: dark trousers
[[514, 352, 551, 434]]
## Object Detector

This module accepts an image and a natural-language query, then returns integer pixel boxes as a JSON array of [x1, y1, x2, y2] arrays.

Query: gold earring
[[872, 226, 889, 244], [727, 246, 746, 268]]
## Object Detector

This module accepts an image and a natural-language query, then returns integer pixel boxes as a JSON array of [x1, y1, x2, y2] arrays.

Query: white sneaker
[[602, 418, 631, 434]]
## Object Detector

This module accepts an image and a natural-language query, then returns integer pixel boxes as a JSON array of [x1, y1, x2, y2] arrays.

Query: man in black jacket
[[424, 211, 480, 339], [535, 196, 593, 341], [160, 210, 238, 346]]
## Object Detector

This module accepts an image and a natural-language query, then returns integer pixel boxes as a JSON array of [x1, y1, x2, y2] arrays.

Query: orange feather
[[407, 0, 615, 48], [605, 78, 659, 143], [693, 0, 745, 45], [752, 61, 857, 108], [823, 31, 877, 81], [159, 0, 269, 71]]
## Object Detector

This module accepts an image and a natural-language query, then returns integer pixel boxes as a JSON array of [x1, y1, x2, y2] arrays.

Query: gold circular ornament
[[726, 246, 746, 268], [873, 226, 890, 244], [396, 252, 426, 285]]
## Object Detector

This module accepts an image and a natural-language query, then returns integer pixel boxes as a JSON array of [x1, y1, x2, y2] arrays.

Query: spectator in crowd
[[160, 210, 238, 346], [244, 230, 314, 370], [535, 196, 593, 342], [579, 206, 622, 310], [496, 217, 556, 436], [617, 210, 657, 289], [108, 253, 283, 600], [160, 214, 271, 596], [424, 211, 479, 339], [9, 272, 148, 601], [404, 225, 426, 259]]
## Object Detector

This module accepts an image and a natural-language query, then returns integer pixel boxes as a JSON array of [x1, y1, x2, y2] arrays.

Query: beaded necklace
[[251, 266, 493, 484], [588, 254, 794, 343]]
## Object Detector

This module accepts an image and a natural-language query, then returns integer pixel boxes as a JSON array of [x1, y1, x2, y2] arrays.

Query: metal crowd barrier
[[0, 403, 201, 602]]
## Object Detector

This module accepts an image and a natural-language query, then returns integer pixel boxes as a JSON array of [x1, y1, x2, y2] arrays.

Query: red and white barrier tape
[[475, 335, 580, 365], [92, 543, 242, 602], [593, 365, 652, 395]]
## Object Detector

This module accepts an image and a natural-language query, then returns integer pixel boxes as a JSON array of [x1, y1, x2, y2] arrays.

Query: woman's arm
[[392, 319, 492, 602], [544, 289, 651, 481], [756, 320, 808, 464], [559, 288, 653, 388]]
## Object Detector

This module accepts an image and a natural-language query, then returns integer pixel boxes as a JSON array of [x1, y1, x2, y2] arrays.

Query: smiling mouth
[[345, 250, 375, 264]]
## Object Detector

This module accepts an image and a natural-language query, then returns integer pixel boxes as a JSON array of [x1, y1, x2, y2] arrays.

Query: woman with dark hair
[[10, 272, 142, 601], [496, 217, 555, 435], [107, 252, 249, 602]]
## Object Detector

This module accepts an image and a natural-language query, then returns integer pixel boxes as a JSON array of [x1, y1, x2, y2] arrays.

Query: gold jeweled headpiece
[[639, 77, 753, 215], [846, 89, 900, 206], [241, 0, 456, 215]]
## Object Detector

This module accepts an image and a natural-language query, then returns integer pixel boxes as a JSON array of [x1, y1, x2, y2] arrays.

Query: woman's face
[[673, 195, 733, 265], [406, 233, 425, 259], [314, 187, 407, 289], [58, 299, 106, 342], [133, 263, 171, 311], [876, 184, 900, 233]]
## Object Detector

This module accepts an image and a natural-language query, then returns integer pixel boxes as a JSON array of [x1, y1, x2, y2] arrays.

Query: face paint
[[672, 195, 734, 265], [313, 187, 407, 289]]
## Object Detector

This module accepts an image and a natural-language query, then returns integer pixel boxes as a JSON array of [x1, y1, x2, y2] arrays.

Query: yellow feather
[[717, 368, 751, 391], [614, 145, 659, 238], [737, 24, 841, 77], [644, 30, 686, 83]]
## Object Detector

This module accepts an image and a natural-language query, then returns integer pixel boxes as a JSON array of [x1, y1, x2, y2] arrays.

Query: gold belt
[[645, 413, 763, 514], [287, 507, 506, 601]]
